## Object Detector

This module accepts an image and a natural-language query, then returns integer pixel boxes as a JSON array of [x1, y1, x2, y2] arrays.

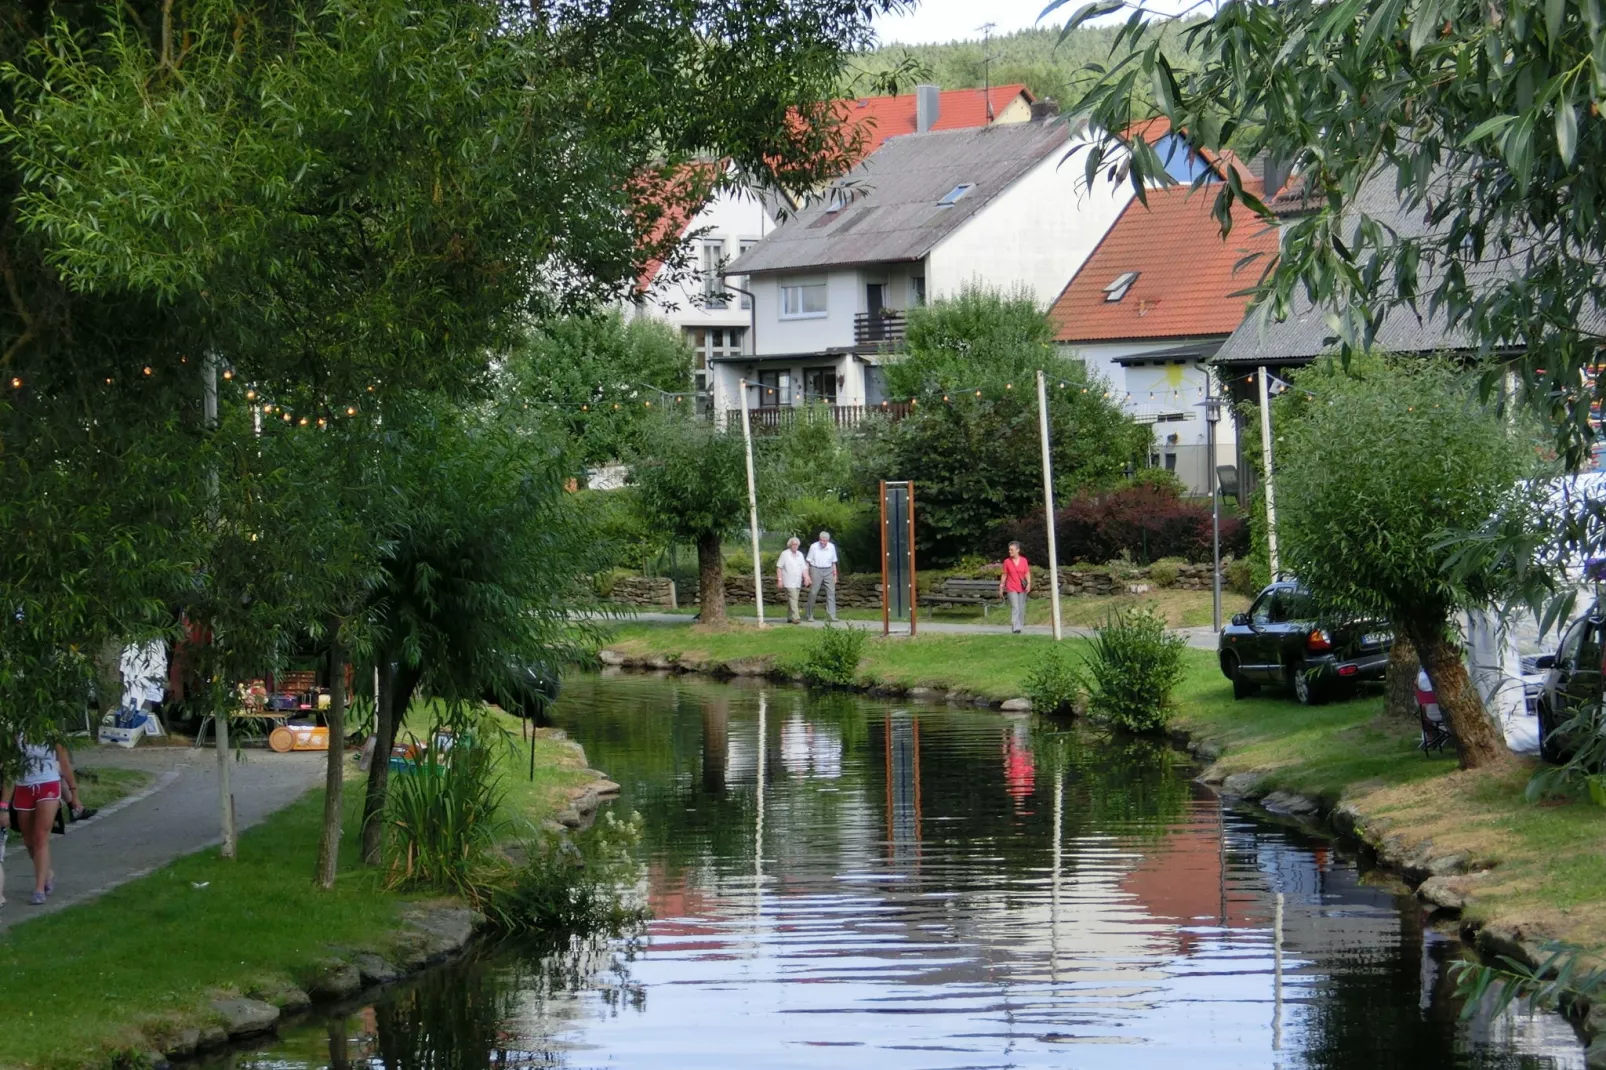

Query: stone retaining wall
[[607, 575, 677, 609]]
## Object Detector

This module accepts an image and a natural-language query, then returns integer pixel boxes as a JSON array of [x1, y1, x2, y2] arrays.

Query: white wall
[[710, 354, 864, 417], [629, 183, 773, 334], [749, 271, 862, 355], [928, 145, 1134, 308]]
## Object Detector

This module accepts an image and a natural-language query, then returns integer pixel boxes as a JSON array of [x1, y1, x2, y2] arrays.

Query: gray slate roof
[[1217, 168, 1605, 365], [725, 121, 1070, 276]]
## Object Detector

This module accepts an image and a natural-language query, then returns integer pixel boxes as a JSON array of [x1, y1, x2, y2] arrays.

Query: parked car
[[1534, 606, 1604, 764], [1218, 582, 1394, 705]]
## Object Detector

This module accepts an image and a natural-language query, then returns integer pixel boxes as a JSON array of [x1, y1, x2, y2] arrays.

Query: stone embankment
[[141, 761, 620, 1068], [1188, 741, 1606, 1064]]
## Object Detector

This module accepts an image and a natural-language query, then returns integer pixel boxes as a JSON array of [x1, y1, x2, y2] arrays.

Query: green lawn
[[0, 721, 589, 1070], [605, 620, 1606, 956]]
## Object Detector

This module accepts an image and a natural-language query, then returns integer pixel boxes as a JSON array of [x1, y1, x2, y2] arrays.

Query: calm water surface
[[220, 673, 1585, 1069]]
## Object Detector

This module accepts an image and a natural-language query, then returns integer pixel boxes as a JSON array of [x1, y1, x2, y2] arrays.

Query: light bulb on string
[[582, 404, 589, 411], [262, 404, 273, 414], [245, 389, 257, 400], [9, 377, 20, 389], [317, 417, 327, 428], [105, 378, 113, 385], [1005, 383, 1013, 390], [943, 395, 949, 402], [143, 366, 153, 376], [346, 406, 357, 416], [222, 368, 234, 381], [298, 416, 309, 427], [281, 411, 292, 422], [974, 390, 981, 397]]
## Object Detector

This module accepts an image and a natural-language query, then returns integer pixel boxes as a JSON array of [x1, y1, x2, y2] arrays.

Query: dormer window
[[937, 184, 974, 207], [1103, 271, 1140, 302]]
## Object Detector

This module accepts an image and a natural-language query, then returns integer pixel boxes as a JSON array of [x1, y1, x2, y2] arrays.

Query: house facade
[[1048, 182, 1277, 495], [624, 85, 1037, 409], [716, 118, 1133, 427]]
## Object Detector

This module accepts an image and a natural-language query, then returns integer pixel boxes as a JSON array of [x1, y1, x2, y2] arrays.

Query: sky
[[871, 0, 1203, 46]]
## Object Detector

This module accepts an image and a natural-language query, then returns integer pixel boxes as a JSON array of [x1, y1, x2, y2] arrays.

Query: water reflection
[[221, 674, 1583, 1070]]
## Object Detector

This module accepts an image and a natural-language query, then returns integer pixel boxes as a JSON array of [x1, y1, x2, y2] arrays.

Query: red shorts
[[11, 781, 61, 811]]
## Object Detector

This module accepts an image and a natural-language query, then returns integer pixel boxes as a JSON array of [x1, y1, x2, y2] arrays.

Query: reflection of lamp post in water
[[1051, 764, 1063, 984]]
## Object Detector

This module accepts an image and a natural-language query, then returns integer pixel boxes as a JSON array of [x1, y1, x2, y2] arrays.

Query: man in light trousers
[[804, 531, 839, 623], [999, 541, 1032, 634], [776, 537, 809, 624]]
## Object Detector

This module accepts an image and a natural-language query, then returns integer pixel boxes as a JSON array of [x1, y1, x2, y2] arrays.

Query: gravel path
[[1, 743, 325, 929]]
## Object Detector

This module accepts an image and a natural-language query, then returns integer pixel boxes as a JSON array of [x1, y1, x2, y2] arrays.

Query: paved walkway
[[1, 743, 324, 929], [613, 610, 1224, 650]]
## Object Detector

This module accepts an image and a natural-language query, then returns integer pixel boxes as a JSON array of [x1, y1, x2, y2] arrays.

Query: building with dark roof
[[714, 118, 1132, 425]]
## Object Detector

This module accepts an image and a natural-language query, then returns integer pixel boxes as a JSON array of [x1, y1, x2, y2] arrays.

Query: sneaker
[[43, 874, 54, 896], [29, 891, 45, 906]]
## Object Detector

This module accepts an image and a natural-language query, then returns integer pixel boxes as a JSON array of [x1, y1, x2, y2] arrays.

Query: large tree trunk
[[1384, 638, 1420, 720], [361, 659, 421, 865], [1413, 630, 1510, 770], [697, 529, 727, 626], [315, 636, 348, 889]]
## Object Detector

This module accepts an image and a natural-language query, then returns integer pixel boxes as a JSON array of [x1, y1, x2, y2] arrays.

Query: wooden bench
[[921, 578, 1006, 618]]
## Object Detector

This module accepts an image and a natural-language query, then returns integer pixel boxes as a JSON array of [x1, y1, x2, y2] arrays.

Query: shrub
[[1000, 485, 1249, 566], [1024, 647, 1082, 716], [1224, 558, 1258, 597], [383, 721, 506, 899], [1147, 559, 1182, 588], [593, 565, 631, 598], [798, 625, 868, 687], [1079, 608, 1187, 734], [490, 809, 647, 933], [783, 496, 877, 573]]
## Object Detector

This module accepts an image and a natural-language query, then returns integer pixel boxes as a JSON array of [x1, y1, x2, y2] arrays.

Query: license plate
[[1362, 631, 1392, 646]]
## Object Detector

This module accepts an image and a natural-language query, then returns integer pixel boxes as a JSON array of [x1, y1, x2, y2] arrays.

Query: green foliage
[[1450, 940, 1606, 1023], [798, 625, 868, 687], [1062, 0, 1606, 470], [383, 720, 507, 901], [769, 411, 855, 501], [883, 285, 1060, 398], [1079, 609, 1187, 734], [1224, 558, 1258, 598], [489, 810, 647, 933], [781, 496, 878, 573], [1526, 698, 1606, 801], [574, 488, 671, 573], [631, 416, 755, 545], [1274, 358, 1533, 638], [513, 314, 694, 466], [1024, 647, 1083, 715], [1147, 560, 1182, 588]]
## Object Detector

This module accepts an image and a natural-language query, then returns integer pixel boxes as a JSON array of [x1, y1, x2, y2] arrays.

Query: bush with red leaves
[[997, 484, 1247, 565]]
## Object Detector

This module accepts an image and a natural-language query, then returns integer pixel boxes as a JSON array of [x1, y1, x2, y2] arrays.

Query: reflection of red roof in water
[[1118, 811, 1259, 955]]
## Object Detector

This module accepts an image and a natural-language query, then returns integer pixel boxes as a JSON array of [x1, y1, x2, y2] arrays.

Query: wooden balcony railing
[[724, 402, 913, 433], [854, 310, 907, 347]]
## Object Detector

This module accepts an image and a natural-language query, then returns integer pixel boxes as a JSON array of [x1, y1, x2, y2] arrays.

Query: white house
[[716, 116, 1133, 427]]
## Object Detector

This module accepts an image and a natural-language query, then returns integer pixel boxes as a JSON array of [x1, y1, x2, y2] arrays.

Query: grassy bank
[[606, 620, 1606, 956], [0, 723, 592, 1070]]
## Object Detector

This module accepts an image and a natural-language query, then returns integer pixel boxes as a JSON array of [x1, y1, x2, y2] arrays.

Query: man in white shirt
[[804, 530, 839, 623], [775, 537, 810, 624]]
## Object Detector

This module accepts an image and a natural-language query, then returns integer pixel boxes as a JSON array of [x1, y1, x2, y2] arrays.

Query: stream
[[208, 672, 1586, 1069]]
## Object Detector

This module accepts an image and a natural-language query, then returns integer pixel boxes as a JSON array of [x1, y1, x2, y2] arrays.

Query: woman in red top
[[999, 542, 1032, 634]]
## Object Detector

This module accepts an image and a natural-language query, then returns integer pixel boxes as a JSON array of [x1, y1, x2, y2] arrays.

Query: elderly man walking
[[804, 531, 839, 623], [776, 537, 809, 624]]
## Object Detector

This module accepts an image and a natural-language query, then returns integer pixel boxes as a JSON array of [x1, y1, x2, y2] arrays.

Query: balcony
[[854, 310, 907, 348], [724, 402, 914, 433]]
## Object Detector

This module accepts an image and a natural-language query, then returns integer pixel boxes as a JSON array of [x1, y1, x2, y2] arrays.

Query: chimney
[[915, 84, 940, 134]]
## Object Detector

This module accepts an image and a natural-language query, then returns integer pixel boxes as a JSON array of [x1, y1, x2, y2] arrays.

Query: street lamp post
[[1204, 381, 1223, 633]]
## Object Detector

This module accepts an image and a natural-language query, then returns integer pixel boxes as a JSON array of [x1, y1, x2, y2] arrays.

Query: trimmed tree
[[1275, 358, 1533, 769], [632, 416, 754, 626]]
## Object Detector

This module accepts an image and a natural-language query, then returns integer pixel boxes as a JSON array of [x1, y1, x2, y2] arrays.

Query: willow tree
[[0, 0, 905, 870], [1275, 359, 1533, 769]]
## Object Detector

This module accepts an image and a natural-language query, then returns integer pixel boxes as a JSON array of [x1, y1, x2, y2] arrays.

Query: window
[[1154, 133, 1217, 184], [803, 366, 838, 404], [738, 240, 758, 310], [937, 184, 974, 206], [781, 280, 828, 318], [700, 240, 728, 309], [756, 370, 791, 407], [684, 327, 747, 396], [910, 276, 927, 307], [1103, 271, 1140, 302]]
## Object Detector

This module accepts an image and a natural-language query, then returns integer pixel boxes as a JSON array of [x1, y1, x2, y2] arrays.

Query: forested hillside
[[847, 23, 1196, 107]]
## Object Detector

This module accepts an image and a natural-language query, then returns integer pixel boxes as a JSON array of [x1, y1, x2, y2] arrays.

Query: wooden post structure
[[1035, 370, 1064, 640], [737, 378, 766, 627], [880, 480, 890, 637], [907, 481, 918, 637], [1258, 366, 1280, 578]]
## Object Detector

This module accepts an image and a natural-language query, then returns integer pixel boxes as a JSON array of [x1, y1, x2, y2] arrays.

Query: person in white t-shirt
[[804, 531, 840, 623], [775, 537, 810, 624], [2, 737, 79, 906]]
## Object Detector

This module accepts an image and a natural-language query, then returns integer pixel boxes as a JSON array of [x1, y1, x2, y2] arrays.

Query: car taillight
[[1307, 628, 1333, 653]]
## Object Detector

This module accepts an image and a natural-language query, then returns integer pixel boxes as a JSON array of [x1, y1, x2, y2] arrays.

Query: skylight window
[[825, 188, 848, 213], [937, 184, 974, 207], [1103, 271, 1140, 302]]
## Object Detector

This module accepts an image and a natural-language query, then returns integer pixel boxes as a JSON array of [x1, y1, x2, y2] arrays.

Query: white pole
[[203, 354, 236, 859], [1207, 376, 1222, 632], [1035, 370, 1063, 640], [1257, 366, 1280, 579], [1273, 890, 1285, 1051], [738, 379, 766, 627]]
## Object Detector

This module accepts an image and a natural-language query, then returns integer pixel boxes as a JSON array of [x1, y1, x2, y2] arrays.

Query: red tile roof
[[840, 85, 1034, 155], [630, 161, 722, 291], [1049, 182, 1280, 344]]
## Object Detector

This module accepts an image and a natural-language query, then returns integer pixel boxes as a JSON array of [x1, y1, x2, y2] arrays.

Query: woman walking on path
[[999, 542, 1032, 634], [2, 737, 80, 905]]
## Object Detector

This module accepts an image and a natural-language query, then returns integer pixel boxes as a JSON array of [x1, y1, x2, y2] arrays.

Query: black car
[[1534, 607, 1603, 764], [1219, 582, 1394, 705]]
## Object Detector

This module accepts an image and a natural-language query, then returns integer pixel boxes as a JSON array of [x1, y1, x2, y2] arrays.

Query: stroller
[[1417, 668, 1453, 756]]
